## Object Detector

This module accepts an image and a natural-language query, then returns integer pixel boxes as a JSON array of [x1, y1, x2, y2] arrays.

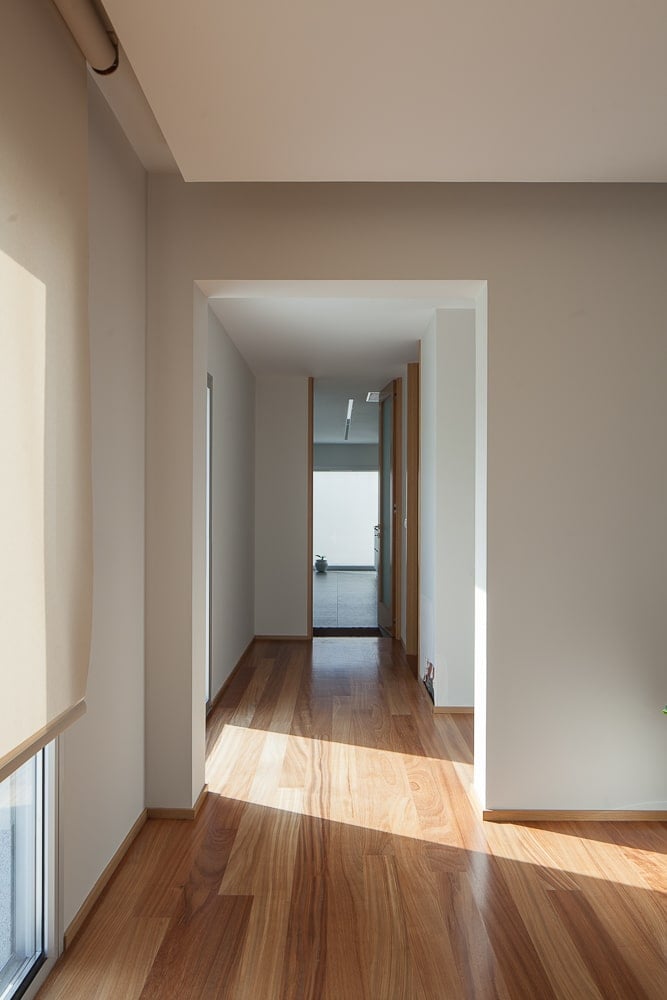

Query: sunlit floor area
[[38, 639, 667, 999], [312, 570, 377, 628]]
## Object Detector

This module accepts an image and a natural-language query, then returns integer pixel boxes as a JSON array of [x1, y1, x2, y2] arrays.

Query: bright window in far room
[[313, 471, 379, 566]]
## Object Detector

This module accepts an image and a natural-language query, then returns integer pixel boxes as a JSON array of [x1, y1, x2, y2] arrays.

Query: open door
[[377, 379, 402, 636]]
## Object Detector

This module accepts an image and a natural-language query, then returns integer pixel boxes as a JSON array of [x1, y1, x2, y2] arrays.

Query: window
[[0, 752, 44, 1000], [313, 471, 379, 567]]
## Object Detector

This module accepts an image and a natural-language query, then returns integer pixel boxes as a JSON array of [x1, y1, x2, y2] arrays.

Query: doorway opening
[[313, 468, 379, 634], [311, 377, 401, 637], [196, 279, 486, 803]]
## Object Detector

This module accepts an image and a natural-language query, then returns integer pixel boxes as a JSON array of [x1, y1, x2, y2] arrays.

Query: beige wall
[[207, 309, 255, 696], [147, 178, 667, 811], [60, 81, 148, 929]]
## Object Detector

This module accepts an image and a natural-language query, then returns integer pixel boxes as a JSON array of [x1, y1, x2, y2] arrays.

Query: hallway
[[38, 639, 666, 999]]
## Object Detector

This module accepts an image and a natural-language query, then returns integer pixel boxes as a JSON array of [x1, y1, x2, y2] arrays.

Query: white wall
[[255, 376, 310, 636], [420, 319, 437, 686], [433, 310, 476, 707], [473, 288, 488, 808], [207, 309, 255, 697], [147, 178, 667, 812], [61, 81, 147, 929]]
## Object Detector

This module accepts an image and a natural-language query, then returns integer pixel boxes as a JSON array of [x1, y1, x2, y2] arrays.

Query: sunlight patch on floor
[[206, 724, 656, 890]]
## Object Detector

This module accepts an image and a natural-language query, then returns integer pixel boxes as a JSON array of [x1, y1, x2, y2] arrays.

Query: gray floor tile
[[313, 570, 377, 628]]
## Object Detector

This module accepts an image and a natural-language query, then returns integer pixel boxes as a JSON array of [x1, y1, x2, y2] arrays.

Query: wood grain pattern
[[38, 638, 667, 1000]]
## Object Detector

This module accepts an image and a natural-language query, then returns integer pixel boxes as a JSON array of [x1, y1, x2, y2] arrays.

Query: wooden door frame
[[378, 378, 402, 638], [393, 379, 403, 639]]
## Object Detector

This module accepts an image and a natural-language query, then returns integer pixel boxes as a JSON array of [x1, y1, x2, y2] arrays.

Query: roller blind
[[0, 248, 92, 783]]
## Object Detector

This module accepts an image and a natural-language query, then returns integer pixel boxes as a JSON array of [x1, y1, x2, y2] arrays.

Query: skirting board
[[207, 636, 255, 715], [483, 809, 667, 823], [64, 808, 148, 950], [432, 706, 474, 715], [147, 784, 208, 821]]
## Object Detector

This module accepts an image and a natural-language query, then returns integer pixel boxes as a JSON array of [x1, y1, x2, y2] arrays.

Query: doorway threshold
[[313, 627, 382, 637]]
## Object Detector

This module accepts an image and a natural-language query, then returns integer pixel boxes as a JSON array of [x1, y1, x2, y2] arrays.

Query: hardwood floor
[[38, 639, 667, 999]]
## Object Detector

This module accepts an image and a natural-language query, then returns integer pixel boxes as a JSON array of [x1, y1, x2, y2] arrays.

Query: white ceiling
[[205, 281, 480, 379], [314, 378, 381, 445], [104, 0, 667, 182], [209, 297, 422, 379]]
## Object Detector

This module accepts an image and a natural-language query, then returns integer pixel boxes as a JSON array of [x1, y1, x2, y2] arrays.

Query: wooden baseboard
[[207, 636, 255, 715], [64, 808, 147, 950], [483, 808, 667, 823], [433, 706, 474, 715], [147, 784, 208, 821]]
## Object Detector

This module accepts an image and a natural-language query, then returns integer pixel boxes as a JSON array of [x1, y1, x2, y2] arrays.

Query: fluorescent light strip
[[344, 398, 354, 440]]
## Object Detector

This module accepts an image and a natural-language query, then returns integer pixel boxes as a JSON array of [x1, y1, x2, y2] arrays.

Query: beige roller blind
[[0, 248, 92, 783]]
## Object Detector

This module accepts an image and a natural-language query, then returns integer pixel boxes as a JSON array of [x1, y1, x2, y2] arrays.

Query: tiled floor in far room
[[313, 570, 377, 628]]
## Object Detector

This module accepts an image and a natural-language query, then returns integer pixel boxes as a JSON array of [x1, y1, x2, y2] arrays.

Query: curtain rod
[[51, 0, 118, 74]]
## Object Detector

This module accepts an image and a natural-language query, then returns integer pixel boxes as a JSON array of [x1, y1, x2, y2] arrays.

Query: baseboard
[[64, 807, 148, 950], [432, 706, 474, 715], [400, 637, 418, 658], [325, 565, 375, 572], [207, 636, 255, 715], [147, 783, 208, 821], [254, 634, 310, 641], [483, 808, 667, 823]]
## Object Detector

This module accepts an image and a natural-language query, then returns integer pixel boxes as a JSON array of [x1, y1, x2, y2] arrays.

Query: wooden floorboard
[[38, 638, 667, 999]]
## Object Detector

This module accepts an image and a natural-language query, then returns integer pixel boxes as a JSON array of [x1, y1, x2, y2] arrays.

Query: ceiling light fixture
[[344, 398, 354, 440]]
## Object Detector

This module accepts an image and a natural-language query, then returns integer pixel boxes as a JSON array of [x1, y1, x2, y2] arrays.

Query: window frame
[[0, 743, 59, 1000]]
